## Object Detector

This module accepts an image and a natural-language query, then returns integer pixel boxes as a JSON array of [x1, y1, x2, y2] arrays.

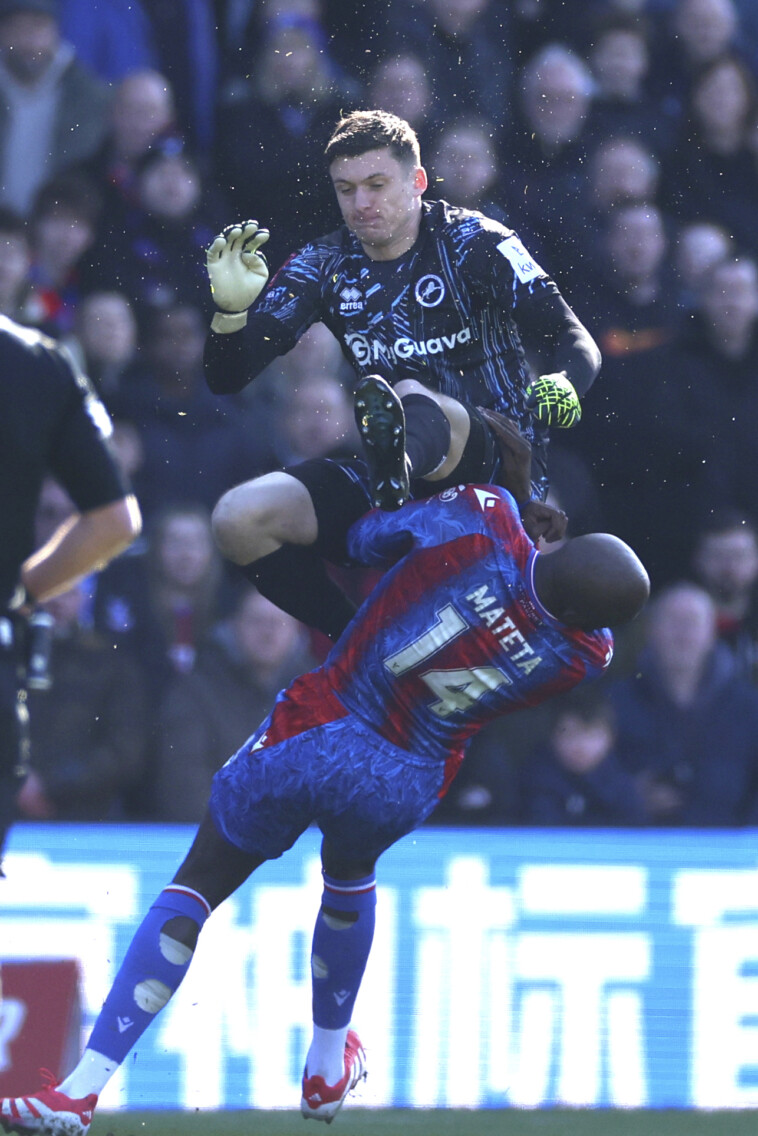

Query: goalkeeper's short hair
[[325, 110, 421, 169]]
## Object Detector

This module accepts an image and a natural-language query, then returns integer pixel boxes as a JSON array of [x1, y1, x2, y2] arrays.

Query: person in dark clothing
[[690, 508, 758, 683], [16, 581, 148, 821], [0, 313, 141, 871], [608, 581, 758, 825], [203, 109, 601, 643], [518, 688, 647, 826]]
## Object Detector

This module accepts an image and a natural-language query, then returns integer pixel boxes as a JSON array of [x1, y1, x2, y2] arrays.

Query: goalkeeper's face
[[330, 148, 427, 261]]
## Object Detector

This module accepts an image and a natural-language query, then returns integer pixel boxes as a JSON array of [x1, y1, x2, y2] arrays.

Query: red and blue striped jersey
[[286, 485, 613, 761]]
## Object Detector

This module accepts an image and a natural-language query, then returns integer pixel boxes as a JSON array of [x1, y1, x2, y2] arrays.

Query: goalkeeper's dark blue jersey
[[276, 485, 613, 764], [254, 199, 560, 448]]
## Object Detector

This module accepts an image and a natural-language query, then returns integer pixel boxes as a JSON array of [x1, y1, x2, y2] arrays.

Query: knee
[[394, 378, 430, 400], [211, 484, 263, 564]]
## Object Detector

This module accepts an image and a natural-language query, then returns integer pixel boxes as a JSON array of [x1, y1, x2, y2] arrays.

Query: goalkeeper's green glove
[[206, 220, 270, 333], [525, 373, 582, 428]]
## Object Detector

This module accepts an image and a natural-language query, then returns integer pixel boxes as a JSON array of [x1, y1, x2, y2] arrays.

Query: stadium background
[[3, 0, 758, 1131]]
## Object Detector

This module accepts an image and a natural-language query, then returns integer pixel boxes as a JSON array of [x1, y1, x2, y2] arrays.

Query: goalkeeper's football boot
[[300, 1029, 367, 1124], [354, 375, 410, 510], [0, 1071, 97, 1136]]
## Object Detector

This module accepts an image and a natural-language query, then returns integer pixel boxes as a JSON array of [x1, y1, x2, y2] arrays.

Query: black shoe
[[354, 375, 410, 510]]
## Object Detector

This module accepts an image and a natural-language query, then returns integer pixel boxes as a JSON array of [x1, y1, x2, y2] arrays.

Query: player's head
[[534, 532, 650, 630], [325, 110, 421, 169], [326, 110, 427, 258]]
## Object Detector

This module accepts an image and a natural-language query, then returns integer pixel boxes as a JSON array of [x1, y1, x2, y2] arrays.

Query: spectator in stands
[[365, 51, 435, 153], [151, 587, 314, 822], [92, 503, 227, 700], [244, 319, 352, 438], [426, 714, 524, 827], [585, 134, 662, 219], [58, 0, 156, 81], [80, 68, 178, 219], [560, 226, 727, 587], [660, 54, 758, 257], [670, 256, 758, 525], [110, 303, 274, 520], [650, 0, 746, 118], [508, 42, 596, 276], [87, 138, 226, 322], [15, 580, 148, 821], [672, 218, 734, 311], [61, 289, 141, 403], [426, 115, 511, 226], [0, 0, 110, 216], [0, 204, 31, 320], [274, 374, 359, 467], [24, 170, 101, 336], [137, 0, 218, 152], [382, 0, 515, 139], [580, 201, 680, 359], [517, 688, 647, 826], [608, 581, 758, 825], [584, 12, 674, 151], [690, 508, 758, 682], [215, 10, 355, 271]]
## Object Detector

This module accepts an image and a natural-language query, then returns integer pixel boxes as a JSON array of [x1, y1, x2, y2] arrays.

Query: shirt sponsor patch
[[496, 235, 544, 283]]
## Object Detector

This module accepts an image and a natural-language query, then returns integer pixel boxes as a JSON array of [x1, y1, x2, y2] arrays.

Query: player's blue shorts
[[209, 679, 449, 864]]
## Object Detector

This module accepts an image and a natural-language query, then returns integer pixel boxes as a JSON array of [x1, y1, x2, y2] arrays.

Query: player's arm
[[464, 222, 599, 427], [20, 497, 141, 603], [22, 348, 142, 603], [478, 408, 568, 543], [517, 289, 601, 428], [203, 223, 323, 395]]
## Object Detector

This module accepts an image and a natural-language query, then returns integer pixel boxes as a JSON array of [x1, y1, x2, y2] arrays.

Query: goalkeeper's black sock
[[243, 543, 357, 642], [401, 393, 451, 477]]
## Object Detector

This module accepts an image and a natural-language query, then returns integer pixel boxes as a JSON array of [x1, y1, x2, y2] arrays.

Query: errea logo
[[339, 285, 364, 315]]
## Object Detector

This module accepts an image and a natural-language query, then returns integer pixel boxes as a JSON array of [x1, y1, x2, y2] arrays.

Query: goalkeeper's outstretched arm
[[203, 220, 296, 395], [206, 220, 270, 333], [518, 289, 602, 428]]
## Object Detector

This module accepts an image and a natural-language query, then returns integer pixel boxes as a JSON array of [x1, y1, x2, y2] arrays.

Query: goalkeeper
[[204, 109, 600, 643]]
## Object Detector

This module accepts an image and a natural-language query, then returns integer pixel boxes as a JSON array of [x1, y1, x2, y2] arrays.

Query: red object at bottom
[[0, 960, 82, 1095]]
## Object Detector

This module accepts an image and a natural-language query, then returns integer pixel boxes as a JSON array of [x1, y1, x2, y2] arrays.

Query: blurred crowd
[[7, 0, 758, 828]]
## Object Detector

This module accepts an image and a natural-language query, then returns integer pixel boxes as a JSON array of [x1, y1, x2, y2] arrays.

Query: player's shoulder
[[0, 313, 79, 389], [428, 199, 514, 242], [277, 226, 355, 280], [430, 483, 521, 529], [304, 225, 353, 262], [461, 483, 519, 512], [0, 313, 56, 354]]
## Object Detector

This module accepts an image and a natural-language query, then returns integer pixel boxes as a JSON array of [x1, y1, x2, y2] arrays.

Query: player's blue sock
[[85, 885, 211, 1065], [310, 872, 376, 1030]]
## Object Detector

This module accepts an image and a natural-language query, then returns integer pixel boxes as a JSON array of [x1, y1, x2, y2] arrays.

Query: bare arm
[[21, 495, 142, 603]]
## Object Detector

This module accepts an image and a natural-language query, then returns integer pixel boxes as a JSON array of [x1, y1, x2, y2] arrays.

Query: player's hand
[[519, 500, 568, 545], [525, 373, 582, 428], [477, 407, 532, 506], [206, 220, 270, 313]]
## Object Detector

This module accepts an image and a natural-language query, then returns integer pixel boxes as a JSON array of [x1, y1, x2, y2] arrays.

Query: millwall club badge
[[414, 274, 445, 308]]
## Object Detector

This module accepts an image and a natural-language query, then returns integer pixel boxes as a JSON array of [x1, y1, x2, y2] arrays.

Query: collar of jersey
[[527, 547, 562, 627]]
